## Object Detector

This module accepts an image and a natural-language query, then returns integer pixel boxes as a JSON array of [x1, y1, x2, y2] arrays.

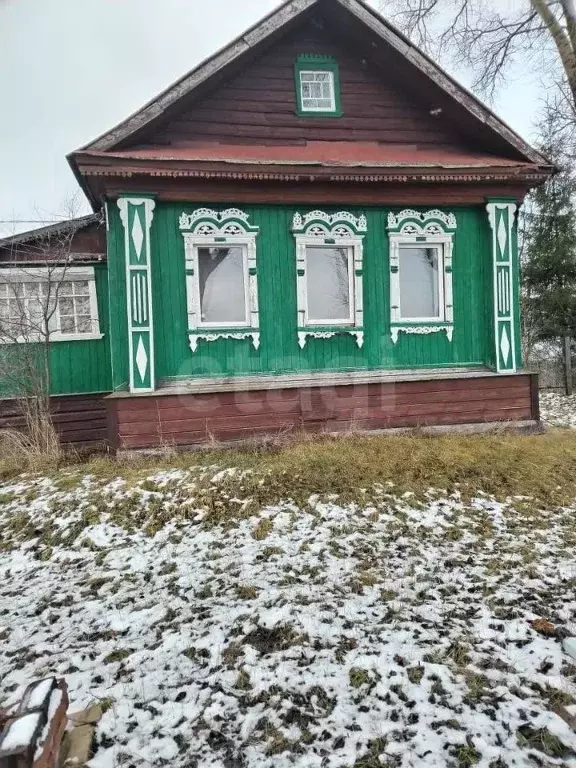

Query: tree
[[0, 213, 84, 459], [384, 0, 576, 121], [522, 108, 576, 392]]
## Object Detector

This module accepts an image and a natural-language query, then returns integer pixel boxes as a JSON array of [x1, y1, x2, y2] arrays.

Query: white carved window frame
[[0, 265, 102, 344], [292, 210, 366, 349], [180, 208, 260, 353], [387, 209, 456, 345]]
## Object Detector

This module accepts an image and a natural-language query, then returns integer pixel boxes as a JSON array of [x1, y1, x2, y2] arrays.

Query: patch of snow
[[1, 713, 40, 751], [1, 470, 576, 767], [541, 392, 576, 428]]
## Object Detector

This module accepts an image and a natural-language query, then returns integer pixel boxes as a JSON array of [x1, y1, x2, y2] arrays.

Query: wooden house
[[0, 0, 552, 450]]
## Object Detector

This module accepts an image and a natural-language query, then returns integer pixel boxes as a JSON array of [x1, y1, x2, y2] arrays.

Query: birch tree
[[385, 0, 576, 121]]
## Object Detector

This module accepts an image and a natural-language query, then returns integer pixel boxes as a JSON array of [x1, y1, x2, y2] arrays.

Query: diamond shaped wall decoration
[[131, 210, 144, 262], [497, 216, 507, 258], [135, 336, 148, 382], [500, 325, 511, 367]]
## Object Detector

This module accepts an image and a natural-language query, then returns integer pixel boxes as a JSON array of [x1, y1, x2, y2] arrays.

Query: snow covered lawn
[[541, 392, 576, 429], [1, 464, 576, 767]]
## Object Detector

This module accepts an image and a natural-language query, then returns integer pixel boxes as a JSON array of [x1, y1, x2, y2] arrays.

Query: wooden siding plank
[[134, 21, 478, 153], [112, 373, 535, 448]]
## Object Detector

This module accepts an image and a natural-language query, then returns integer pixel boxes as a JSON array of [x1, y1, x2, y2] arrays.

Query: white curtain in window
[[399, 247, 440, 319], [198, 247, 247, 324], [306, 246, 350, 322]]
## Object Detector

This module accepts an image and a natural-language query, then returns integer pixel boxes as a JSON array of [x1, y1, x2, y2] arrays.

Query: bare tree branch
[[385, 0, 576, 114]]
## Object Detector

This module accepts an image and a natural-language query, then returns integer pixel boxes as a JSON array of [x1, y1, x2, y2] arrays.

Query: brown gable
[[127, 19, 478, 153]]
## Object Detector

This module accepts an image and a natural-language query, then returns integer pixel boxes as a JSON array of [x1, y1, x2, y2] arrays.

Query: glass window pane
[[60, 316, 76, 333], [59, 297, 74, 315], [73, 281, 89, 295], [306, 246, 350, 322], [59, 283, 72, 296], [197, 246, 247, 324], [399, 247, 440, 319], [77, 316, 92, 333], [75, 297, 90, 315]]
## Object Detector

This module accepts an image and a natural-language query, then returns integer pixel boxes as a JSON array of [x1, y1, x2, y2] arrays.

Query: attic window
[[295, 55, 342, 117]]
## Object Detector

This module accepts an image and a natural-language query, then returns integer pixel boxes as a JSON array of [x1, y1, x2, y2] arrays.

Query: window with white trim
[[0, 267, 102, 343], [387, 209, 456, 344], [179, 208, 260, 353], [292, 210, 366, 349]]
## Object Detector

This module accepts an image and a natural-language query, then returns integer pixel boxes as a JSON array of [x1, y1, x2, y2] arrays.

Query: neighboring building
[[0, 0, 552, 449]]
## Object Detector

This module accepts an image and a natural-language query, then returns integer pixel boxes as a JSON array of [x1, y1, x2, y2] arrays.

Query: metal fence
[[526, 358, 576, 391]]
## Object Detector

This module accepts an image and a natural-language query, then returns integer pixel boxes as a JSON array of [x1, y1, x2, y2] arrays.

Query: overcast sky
[[0, 0, 546, 236]]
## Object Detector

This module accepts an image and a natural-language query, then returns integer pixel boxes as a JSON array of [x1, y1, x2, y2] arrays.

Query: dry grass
[[0, 424, 62, 476], [2, 429, 576, 509]]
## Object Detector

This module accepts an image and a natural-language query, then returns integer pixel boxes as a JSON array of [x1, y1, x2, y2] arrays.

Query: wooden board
[[108, 373, 538, 449]]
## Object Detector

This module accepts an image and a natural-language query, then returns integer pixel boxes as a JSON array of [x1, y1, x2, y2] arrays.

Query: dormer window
[[295, 55, 342, 117]]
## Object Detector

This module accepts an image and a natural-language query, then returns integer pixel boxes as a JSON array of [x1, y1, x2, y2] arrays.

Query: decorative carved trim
[[387, 209, 457, 235], [486, 201, 517, 373], [293, 210, 365, 346], [117, 196, 156, 393], [387, 209, 456, 339], [297, 329, 364, 349], [179, 207, 259, 235], [189, 331, 260, 353], [181, 207, 260, 353], [292, 210, 367, 237], [391, 325, 453, 344]]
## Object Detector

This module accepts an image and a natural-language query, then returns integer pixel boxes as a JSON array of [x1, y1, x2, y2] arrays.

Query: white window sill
[[0, 333, 104, 344]]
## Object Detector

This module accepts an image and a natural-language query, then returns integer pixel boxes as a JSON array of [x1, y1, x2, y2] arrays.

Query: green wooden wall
[[106, 201, 518, 387], [0, 265, 112, 397], [50, 265, 112, 394]]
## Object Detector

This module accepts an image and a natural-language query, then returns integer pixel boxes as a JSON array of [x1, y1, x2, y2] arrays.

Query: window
[[180, 208, 260, 352], [0, 267, 102, 343], [197, 246, 249, 326], [398, 246, 442, 321], [305, 246, 353, 324], [299, 71, 335, 112], [292, 210, 366, 349], [295, 55, 341, 116], [387, 209, 456, 344]]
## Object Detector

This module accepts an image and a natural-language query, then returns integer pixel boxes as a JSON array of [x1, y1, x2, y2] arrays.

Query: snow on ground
[[1, 469, 576, 767], [541, 392, 576, 429]]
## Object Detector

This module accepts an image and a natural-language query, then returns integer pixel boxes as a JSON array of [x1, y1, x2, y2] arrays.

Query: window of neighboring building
[[295, 55, 342, 116], [0, 266, 102, 342]]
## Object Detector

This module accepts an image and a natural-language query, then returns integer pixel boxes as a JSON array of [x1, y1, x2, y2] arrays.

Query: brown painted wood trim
[[105, 395, 120, 452], [0, 393, 110, 449], [109, 373, 536, 449], [530, 373, 541, 422]]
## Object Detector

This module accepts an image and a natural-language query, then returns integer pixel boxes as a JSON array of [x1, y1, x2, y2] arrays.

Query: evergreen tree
[[522, 115, 576, 347]]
